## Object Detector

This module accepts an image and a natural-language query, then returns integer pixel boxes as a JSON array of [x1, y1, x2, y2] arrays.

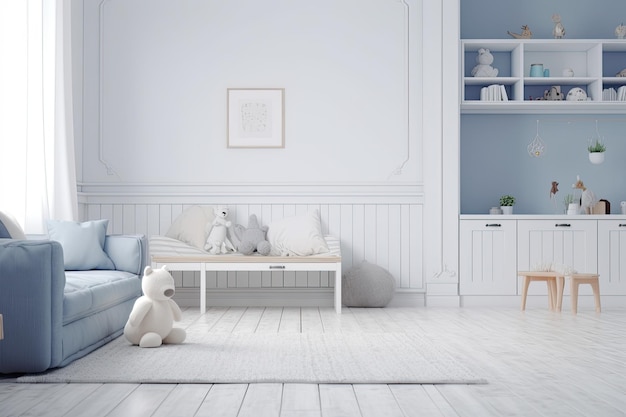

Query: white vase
[[501, 206, 513, 215], [589, 152, 605, 164], [567, 203, 580, 215]]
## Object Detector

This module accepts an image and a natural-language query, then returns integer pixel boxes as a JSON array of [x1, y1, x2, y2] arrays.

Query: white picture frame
[[227, 88, 285, 148]]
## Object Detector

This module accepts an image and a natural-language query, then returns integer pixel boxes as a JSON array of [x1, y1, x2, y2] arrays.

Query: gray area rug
[[18, 332, 486, 384]]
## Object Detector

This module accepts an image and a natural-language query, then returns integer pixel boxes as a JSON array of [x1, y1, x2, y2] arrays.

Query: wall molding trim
[[77, 182, 424, 204]]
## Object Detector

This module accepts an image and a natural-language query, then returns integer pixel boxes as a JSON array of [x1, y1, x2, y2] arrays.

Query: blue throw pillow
[[47, 219, 115, 270]]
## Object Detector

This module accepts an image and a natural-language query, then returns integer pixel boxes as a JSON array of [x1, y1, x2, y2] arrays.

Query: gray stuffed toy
[[231, 214, 271, 255]]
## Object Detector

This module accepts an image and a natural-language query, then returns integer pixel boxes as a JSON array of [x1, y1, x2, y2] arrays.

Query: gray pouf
[[342, 260, 396, 307]]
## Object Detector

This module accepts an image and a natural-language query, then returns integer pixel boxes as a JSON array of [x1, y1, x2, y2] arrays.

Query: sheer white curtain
[[0, 0, 77, 234]]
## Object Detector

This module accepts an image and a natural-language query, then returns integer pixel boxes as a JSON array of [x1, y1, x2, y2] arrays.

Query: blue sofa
[[0, 234, 147, 374]]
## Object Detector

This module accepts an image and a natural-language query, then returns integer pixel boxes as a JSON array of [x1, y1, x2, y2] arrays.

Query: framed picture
[[227, 88, 285, 148]]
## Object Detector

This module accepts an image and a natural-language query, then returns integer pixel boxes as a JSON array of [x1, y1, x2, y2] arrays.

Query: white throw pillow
[[267, 210, 329, 256], [165, 206, 215, 249], [0, 211, 27, 239]]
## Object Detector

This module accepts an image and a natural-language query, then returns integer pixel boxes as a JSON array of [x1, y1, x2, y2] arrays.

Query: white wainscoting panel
[[81, 198, 424, 307]]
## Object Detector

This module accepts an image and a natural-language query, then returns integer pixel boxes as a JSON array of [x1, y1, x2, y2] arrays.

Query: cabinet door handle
[[269, 265, 286, 269], [619, 224, 626, 227], [555, 223, 571, 227], [485, 223, 501, 227]]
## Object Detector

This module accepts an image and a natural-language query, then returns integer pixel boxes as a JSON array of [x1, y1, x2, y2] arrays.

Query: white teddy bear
[[204, 206, 234, 254], [124, 265, 186, 348], [471, 48, 499, 77]]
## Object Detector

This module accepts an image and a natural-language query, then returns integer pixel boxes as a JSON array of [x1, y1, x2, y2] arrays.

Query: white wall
[[75, 0, 452, 306], [79, 0, 421, 184]]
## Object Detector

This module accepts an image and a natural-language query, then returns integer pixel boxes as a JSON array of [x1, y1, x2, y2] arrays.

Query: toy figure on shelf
[[615, 23, 626, 39], [550, 181, 559, 198], [552, 14, 565, 39], [507, 25, 533, 39], [471, 48, 499, 77], [572, 175, 598, 214], [550, 181, 560, 213]]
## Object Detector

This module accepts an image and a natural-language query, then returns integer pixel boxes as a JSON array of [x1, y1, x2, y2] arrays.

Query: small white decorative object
[[616, 23, 626, 39], [562, 68, 574, 77], [566, 87, 587, 101], [572, 175, 598, 215], [507, 25, 533, 39], [567, 203, 580, 215], [552, 14, 565, 39], [471, 48, 499, 77]]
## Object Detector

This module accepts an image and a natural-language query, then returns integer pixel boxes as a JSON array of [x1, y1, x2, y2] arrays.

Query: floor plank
[[150, 384, 211, 417], [280, 383, 321, 417], [237, 383, 283, 417], [318, 384, 362, 417], [195, 384, 247, 417]]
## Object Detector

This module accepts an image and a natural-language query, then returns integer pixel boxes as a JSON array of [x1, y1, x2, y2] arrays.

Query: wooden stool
[[518, 271, 559, 311], [556, 273, 601, 314]]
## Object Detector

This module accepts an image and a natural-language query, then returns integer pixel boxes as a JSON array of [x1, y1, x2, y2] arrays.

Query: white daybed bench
[[150, 235, 343, 313]]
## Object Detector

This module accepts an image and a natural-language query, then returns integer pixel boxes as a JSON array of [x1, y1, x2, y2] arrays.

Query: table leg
[[200, 263, 207, 313], [334, 264, 342, 314]]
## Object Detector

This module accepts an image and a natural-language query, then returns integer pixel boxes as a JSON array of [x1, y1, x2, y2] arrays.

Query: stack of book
[[480, 84, 508, 101], [602, 86, 626, 101]]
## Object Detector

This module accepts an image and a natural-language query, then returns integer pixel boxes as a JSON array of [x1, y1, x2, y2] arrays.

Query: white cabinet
[[517, 220, 598, 296], [598, 220, 626, 295], [461, 39, 626, 114], [459, 220, 517, 295], [517, 220, 598, 271], [460, 218, 602, 298]]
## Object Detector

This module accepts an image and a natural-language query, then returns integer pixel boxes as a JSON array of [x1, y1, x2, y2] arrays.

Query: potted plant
[[588, 138, 606, 164], [563, 193, 578, 215], [499, 195, 516, 215]]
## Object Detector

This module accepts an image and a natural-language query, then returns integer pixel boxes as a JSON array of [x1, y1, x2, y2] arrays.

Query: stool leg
[[571, 280, 579, 314], [521, 276, 530, 311], [556, 276, 564, 312], [548, 279, 557, 311], [591, 280, 601, 313]]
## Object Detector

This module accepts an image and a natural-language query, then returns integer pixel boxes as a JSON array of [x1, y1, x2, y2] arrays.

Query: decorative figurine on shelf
[[616, 68, 626, 77], [552, 14, 565, 39], [550, 181, 559, 198], [572, 175, 598, 214], [543, 86, 564, 101], [471, 48, 499, 77], [507, 25, 533, 39], [615, 23, 626, 39], [550, 181, 560, 214]]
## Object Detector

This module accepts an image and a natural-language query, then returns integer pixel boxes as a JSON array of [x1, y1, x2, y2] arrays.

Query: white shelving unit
[[461, 39, 626, 114]]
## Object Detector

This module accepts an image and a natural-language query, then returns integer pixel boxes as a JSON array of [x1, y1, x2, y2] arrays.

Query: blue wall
[[461, 115, 626, 214], [461, 2, 626, 214], [461, 0, 626, 40]]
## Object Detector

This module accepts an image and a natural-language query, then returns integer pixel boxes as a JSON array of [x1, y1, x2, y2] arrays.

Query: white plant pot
[[501, 206, 513, 215], [589, 152, 605, 164], [567, 203, 580, 215]]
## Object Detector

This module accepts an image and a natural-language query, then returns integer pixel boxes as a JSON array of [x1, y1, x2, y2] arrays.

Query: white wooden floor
[[2, 306, 626, 417]]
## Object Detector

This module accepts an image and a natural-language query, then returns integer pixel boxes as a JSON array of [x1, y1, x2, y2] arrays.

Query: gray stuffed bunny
[[231, 214, 271, 255]]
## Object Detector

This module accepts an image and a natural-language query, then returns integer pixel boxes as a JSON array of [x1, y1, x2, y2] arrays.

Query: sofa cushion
[[47, 219, 115, 270], [63, 270, 141, 325], [0, 211, 27, 239]]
